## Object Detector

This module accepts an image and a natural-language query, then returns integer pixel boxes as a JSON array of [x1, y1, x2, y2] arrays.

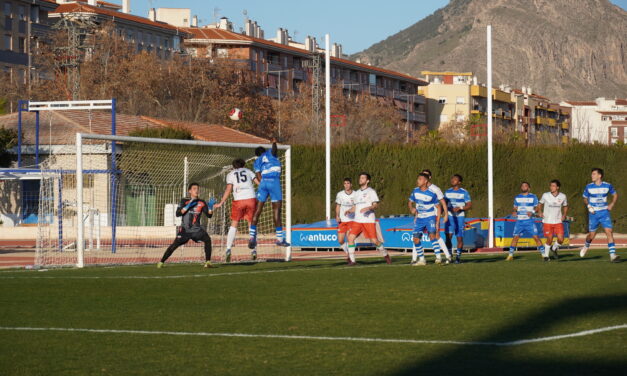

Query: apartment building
[[178, 17, 429, 129], [1, 0, 58, 81], [561, 98, 627, 144], [421, 71, 570, 144], [49, 0, 188, 59], [420, 71, 516, 131]]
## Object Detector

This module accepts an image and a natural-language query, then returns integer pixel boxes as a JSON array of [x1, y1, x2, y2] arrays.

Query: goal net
[[36, 133, 292, 267]]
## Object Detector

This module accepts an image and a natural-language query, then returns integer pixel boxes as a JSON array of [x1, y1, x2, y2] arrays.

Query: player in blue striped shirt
[[444, 174, 472, 264], [408, 173, 443, 266], [580, 168, 619, 262], [507, 182, 545, 261], [248, 139, 289, 252]]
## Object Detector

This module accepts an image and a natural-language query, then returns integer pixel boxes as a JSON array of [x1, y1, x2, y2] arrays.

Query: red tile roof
[[0, 111, 270, 145], [51, 3, 181, 32], [181, 27, 428, 85], [72, 0, 122, 9], [565, 101, 597, 106], [598, 111, 627, 115], [615, 99, 627, 105]]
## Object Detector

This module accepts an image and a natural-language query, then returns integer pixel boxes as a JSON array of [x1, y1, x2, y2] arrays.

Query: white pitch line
[[0, 263, 403, 280], [0, 324, 625, 347]]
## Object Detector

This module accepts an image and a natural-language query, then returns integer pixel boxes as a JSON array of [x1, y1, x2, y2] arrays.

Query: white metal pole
[[285, 147, 292, 261], [325, 34, 331, 222], [487, 25, 495, 248], [183, 156, 188, 196], [76, 133, 85, 268]]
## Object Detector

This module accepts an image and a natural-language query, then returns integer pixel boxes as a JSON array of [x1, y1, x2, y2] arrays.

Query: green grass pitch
[[1, 249, 626, 375]]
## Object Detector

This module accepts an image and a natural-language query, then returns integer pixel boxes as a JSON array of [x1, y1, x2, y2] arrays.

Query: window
[[30, 5, 39, 23], [164, 38, 169, 48], [4, 2, 12, 32], [610, 127, 618, 137], [18, 5, 25, 20], [17, 36, 24, 53], [438, 97, 447, 104], [369, 73, 376, 85], [3, 34, 10, 50], [137, 31, 142, 44], [217, 48, 228, 58], [456, 96, 465, 104], [126, 29, 133, 41], [62, 174, 94, 189], [440, 114, 448, 122]]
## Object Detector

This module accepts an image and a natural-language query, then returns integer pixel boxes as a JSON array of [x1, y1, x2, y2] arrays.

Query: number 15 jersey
[[226, 168, 257, 201]]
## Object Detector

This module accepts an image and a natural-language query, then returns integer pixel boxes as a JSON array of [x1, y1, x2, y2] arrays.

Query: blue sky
[[130, 0, 627, 55]]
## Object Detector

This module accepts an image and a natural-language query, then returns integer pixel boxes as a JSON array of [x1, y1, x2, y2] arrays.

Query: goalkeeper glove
[[183, 199, 198, 211], [207, 197, 217, 211]]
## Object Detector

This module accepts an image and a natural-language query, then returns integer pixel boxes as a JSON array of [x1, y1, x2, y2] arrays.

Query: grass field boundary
[[0, 324, 625, 347]]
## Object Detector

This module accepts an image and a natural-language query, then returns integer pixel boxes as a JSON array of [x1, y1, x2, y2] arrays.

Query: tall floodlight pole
[[325, 34, 331, 222], [487, 25, 495, 248]]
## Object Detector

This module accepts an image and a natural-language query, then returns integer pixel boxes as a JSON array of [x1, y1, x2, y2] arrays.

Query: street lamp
[[267, 68, 291, 138]]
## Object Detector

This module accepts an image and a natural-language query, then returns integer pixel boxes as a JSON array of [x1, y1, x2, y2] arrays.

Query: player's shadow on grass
[[459, 256, 503, 263], [393, 293, 627, 376], [561, 255, 603, 262]]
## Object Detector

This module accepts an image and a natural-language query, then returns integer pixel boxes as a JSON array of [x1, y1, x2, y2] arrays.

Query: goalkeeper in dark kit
[[158, 182, 216, 268]]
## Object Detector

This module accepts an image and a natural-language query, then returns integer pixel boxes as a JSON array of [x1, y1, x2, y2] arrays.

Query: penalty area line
[[0, 324, 625, 347]]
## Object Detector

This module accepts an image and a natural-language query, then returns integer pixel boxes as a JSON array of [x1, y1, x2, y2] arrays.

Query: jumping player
[[214, 158, 260, 262], [346, 172, 391, 265], [580, 168, 619, 262], [158, 183, 216, 268], [248, 139, 290, 249], [444, 174, 472, 264], [335, 177, 357, 264], [507, 182, 545, 261], [538, 179, 568, 260], [409, 173, 442, 266], [421, 169, 452, 263]]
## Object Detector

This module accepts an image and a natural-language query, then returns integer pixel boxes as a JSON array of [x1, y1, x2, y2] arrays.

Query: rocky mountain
[[352, 0, 627, 101]]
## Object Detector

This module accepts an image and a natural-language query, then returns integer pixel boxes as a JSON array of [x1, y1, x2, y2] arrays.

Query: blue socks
[[249, 225, 257, 238], [509, 247, 517, 255], [608, 242, 616, 255], [276, 227, 284, 241]]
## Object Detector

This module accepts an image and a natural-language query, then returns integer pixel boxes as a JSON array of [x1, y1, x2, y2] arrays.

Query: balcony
[[560, 122, 569, 129], [266, 63, 282, 74], [493, 89, 512, 103], [562, 135, 569, 144], [293, 69, 306, 80], [400, 111, 426, 123], [471, 85, 488, 97]]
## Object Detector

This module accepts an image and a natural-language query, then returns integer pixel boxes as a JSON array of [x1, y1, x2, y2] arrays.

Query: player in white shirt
[[538, 179, 568, 260], [421, 169, 452, 263], [335, 178, 357, 264], [214, 159, 260, 262], [347, 172, 391, 265]]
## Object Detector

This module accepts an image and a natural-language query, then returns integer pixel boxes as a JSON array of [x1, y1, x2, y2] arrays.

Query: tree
[[0, 127, 18, 167]]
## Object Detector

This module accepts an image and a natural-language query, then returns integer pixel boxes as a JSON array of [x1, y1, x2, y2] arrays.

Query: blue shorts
[[256, 178, 282, 202], [513, 219, 538, 237], [445, 215, 466, 237], [589, 210, 612, 231], [413, 217, 437, 238]]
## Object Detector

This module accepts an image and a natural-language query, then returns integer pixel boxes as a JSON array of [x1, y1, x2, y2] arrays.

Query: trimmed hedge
[[291, 143, 627, 233]]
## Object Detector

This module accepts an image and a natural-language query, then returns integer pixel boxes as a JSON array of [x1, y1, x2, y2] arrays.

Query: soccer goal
[[37, 133, 292, 268]]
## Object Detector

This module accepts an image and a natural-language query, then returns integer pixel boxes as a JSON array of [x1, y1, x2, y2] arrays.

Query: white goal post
[[37, 132, 292, 268]]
